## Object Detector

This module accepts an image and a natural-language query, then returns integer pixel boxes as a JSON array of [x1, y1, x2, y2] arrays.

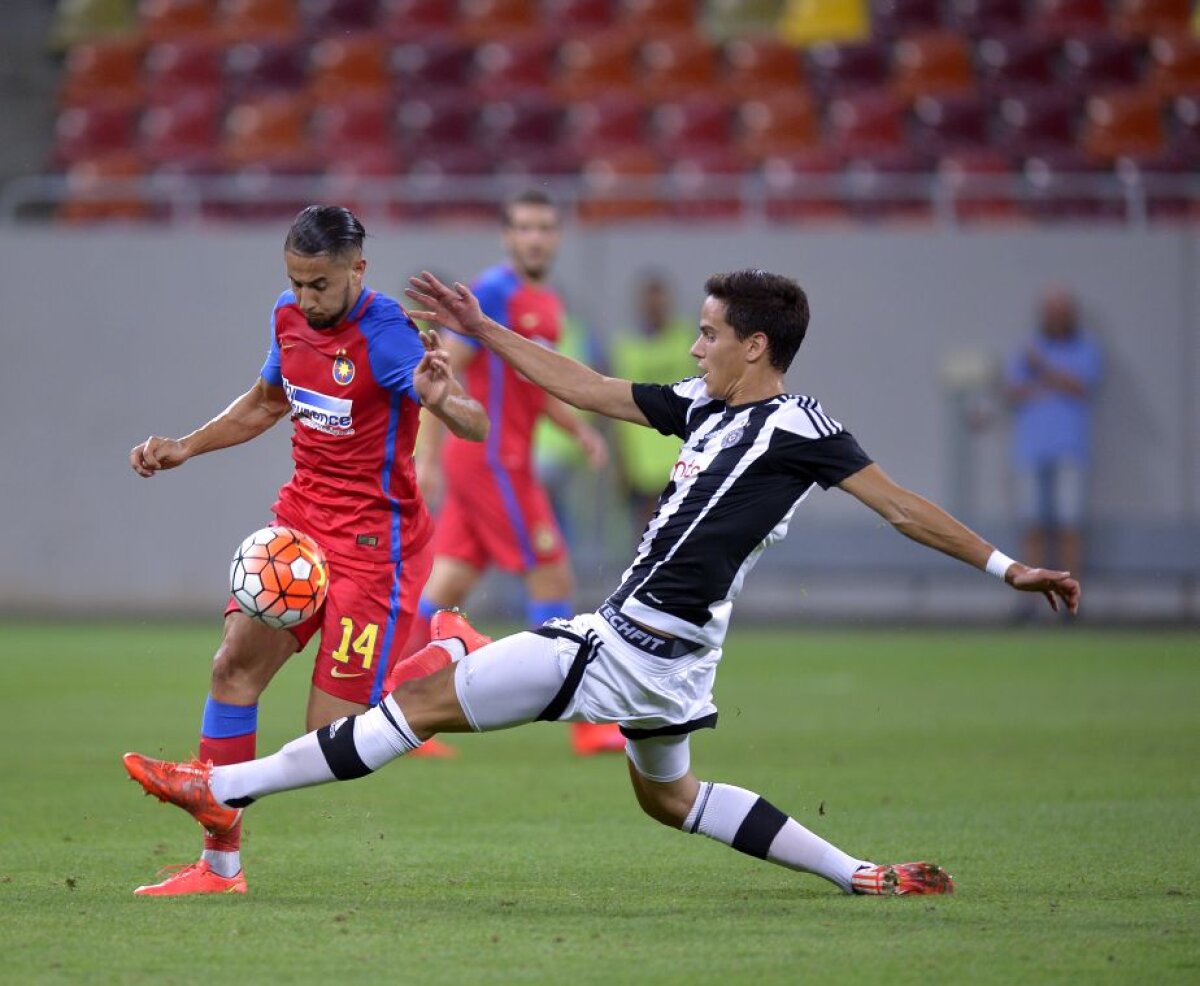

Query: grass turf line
[[0, 622, 1197, 984]]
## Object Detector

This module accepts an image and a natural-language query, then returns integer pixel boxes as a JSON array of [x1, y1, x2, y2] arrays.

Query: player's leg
[[625, 737, 953, 896], [385, 556, 483, 690], [133, 611, 303, 896]]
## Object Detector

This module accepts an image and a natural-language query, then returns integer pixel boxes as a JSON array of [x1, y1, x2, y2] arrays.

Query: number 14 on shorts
[[330, 618, 378, 674]]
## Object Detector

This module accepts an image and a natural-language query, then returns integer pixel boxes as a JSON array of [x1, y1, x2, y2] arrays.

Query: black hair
[[284, 205, 366, 259], [703, 269, 810, 372], [501, 188, 557, 226]]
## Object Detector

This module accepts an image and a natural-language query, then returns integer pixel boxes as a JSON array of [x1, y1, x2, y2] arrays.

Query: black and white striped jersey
[[604, 376, 872, 649]]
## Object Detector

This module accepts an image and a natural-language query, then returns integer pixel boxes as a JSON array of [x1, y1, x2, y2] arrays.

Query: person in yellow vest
[[609, 272, 699, 539]]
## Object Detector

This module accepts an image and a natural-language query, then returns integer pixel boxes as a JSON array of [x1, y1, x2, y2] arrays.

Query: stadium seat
[[479, 93, 566, 154], [217, 0, 301, 43], [827, 89, 906, 154], [1022, 148, 1126, 220], [1146, 34, 1200, 97], [619, 0, 695, 33], [843, 147, 935, 221], [139, 0, 214, 42], [638, 34, 719, 100], [301, 0, 380, 34], [668, 148, 748, 221], [720, 37, 806, 101], [1030, 0, 1110, 37], [310, 92, 394, 159], [139, 92, 223, 166], [396, 92, 480, 156], [563, 92, 650, 156], [1168, 93, 1200, 156], [142, 40, 224, 101], [650, 95, 735, 158], [976, 35, 1060, 95], [946, 0, 1026, 35], [458, 0, 538, 40], [392, 37, 476, 96], [807, 41, 891, 98], [1113, 0, 1194, 38], [309, 35, 391, 95], [224, 40, 310, 96], [404, 148, 496, 221], [1061, 37, 1146, 95], [555, 28, 640, 99], [377, 0, 455, 42], [58, 152, 151, 223], [996, 90, 1079, 156], [543, 0, 616, 36], [760, 147, 848, 222], [53, 103, 140, 167], [577, 147, 667, 222], [58, 38, 144, 106], [1114, 151, 1197, 219], [203, 161, 314, 222], [1081, 89, 1165, 161], [872, 0, 944, 39], [736, 91, 820, 161], [222, 92, 311, 168], [321, 144, 406, 220], [937, 148, 1022, 222], [473, 36, 557, 98], [891, 31, 976, 104], [912, 92, 993, 155], [494, 143, 584, 178]]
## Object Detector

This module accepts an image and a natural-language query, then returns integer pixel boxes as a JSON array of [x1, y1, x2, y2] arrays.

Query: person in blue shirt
[[1005, 286, 1102, 582]]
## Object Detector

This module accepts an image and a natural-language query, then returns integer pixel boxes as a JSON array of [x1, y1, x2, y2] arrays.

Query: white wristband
[[985, 549, 1016, 581]]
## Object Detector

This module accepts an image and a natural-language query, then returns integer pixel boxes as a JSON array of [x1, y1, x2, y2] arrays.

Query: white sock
[[210, 696, 422, 806], [435, 638, 467, 663], [201, 848, 241, 879], [682, 782, 870, 893]]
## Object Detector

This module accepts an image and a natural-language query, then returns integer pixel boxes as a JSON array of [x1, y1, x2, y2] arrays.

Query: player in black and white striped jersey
[[125, 269, 1080, 896]]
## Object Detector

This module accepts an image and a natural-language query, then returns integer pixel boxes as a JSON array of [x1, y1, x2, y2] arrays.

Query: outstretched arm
[[129, 377, 291, 477], [412, 328, 489, 442], [839, 463, 1081, 614], [406, 271, 649, 426]]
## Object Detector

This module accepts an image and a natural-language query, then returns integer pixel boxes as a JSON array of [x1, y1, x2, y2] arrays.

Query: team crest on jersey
[[533, 524, 558, 555], [332, 354, 355, 386], [721, 426, 745, 448]]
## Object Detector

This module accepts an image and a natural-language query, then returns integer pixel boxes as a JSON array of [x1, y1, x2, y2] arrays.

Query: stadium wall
[[1, 225, 1196, 621]]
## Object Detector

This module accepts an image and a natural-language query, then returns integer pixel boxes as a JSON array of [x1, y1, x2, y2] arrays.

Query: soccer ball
[[229, 526, 329, 629]]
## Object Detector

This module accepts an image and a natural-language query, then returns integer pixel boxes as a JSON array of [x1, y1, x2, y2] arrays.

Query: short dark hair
[[703, 269, 809, 372], [501, 188, 557, 226], [284, 205, 366, 259]]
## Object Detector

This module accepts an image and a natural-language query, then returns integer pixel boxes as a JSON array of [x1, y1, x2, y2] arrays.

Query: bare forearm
[[884, 491, 996, 571], [426, 393, 488, 441], [180, 388, 287, 457], [476, 317, 609, 412]]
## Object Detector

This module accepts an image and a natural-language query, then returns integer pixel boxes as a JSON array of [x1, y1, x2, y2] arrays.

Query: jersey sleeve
[[258, 290, 294, 386], [782, 431, 873, 488], [361, 300, 426, 402], [464, 271, 513, 351], [631, 379, 703, 439]]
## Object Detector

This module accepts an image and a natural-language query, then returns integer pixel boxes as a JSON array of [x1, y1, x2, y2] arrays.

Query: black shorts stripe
[[731, 797, 789, 859], [535, 627, 601, 722], [316, 718, 372, 781], [619, 712, 718, 741]]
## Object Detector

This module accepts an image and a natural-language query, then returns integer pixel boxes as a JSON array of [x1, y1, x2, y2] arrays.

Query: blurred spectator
[[1004, 286, 1102, 580], [609, 271, 699, 537]]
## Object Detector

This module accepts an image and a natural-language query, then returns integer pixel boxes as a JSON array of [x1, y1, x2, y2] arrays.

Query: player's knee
[[210, 642, 268, 702], [389, 666, 466, 736]]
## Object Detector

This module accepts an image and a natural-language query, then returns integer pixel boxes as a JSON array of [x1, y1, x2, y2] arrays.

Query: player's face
[[502, 204, 560, 281], [692, 297, 747, 399], [284, 250, 366, 329]]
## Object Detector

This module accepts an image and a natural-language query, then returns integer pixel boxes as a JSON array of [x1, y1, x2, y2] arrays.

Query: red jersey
[[260, 286, 433, 571], [442, 264, 563, 479]]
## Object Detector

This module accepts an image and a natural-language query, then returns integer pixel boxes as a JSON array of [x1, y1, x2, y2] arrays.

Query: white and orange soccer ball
[[229, 526, 329, 629]]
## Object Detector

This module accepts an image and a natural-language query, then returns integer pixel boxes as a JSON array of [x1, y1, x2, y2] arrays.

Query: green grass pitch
[[1, 621, 1197, 984]]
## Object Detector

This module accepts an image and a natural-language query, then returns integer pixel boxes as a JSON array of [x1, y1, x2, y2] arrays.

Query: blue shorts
[[1016, 461, 1087, 528]]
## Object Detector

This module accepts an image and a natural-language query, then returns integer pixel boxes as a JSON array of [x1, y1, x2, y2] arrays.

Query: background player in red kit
[[389, 190, 622, 756], [128, 206, 488, 895]]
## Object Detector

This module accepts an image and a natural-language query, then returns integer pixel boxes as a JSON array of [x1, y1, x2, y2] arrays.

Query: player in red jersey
[[127, 206, 488, 895], [386, 190, 624, 757]]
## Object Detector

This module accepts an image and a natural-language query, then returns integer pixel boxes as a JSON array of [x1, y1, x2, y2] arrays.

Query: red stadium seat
[[578, 147, 668, 222], [844, 147, 935, 221], [494, 144, 584, 178], [638, 34, 719, 100], [310, 93, 394, 159], [309, 35, 391, 95], [54, 103, 140, 167], [322, 145, 406, 220], [479, 93, 566, 153], [808, 41, 891, 98], [761, 147, 848, 222], [873, 0, 944, 39], [1031, 0, 1110, 37], [668, 148, 748, 221], [736, 91, 820, 161], [392, 37, 476, 96], [378, 0, 455, 42], [1113, 0, 1194, 38], [828, 89, 906, 154], [619, 0, 695, 33], [912, 92, 993, 155], [555, 28, 640, 99], [1115, 151, 1198, 220], [142, 40, 224, 101], [217, 0, 301, 43], [977, 35, 1060, 95], [58, 152, 152, 224], [1022, 148, 1126, 220], [404, 148, 496, 221], [947, 0, 1026, 36], [140, 92, 223, 166], [651, 95, 735, 157], [543, 0, 616, 37], [720, 37, 806, 101], [301, 0, 380, 34], [938, 148, 1022, 222], [1061, 37, 1146, 95], [1081, 89, 1165, 161], [1147, 35, 1200, 97], [140, 0, 215, 42], [473, 36, 557, 98], [563, 92, 651, 156], [225, 40, 310, 96], [222, 92, 311, 167], [396, 92, 480, 156], [458, 0, 538, 40], [996, 90, 1079, 156], [892, 31, 976, 104], [59, 39, 144, 107], [1168, 93, 1200, 156]]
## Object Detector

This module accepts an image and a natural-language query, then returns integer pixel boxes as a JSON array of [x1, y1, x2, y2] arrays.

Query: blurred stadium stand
[[1, 0, 1196, 223]]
